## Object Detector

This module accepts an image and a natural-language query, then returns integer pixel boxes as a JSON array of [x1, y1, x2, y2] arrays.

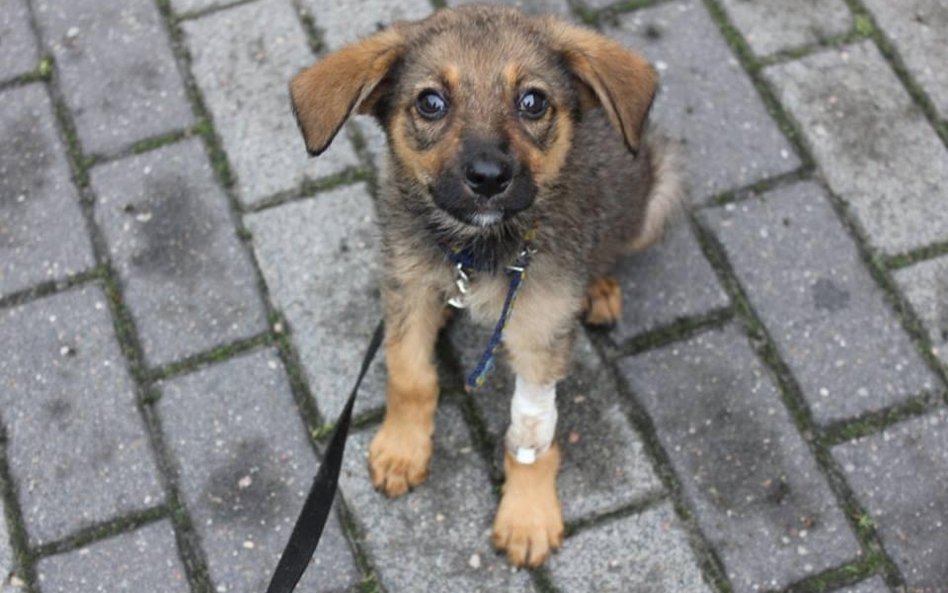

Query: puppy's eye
[[517, 90, 548, 120], [416, 90, 448, 120]]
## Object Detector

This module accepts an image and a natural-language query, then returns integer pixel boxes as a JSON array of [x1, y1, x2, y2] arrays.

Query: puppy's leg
[[369, 281, 444, 497], [492, 303, 574, 567], [582, 276, 622, 326]]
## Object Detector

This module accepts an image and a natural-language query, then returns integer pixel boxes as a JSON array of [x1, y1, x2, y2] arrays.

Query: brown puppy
[[290, 5, 681, 567]]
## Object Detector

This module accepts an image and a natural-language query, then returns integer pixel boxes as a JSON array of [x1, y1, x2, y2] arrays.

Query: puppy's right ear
[[290, 28, 404, 156]]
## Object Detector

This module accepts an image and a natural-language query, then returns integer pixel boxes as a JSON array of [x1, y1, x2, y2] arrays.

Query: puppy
[[290, 5, 681, 567]]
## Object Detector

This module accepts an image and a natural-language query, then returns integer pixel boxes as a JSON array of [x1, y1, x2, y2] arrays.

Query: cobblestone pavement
[[1, 0, 947, 592]]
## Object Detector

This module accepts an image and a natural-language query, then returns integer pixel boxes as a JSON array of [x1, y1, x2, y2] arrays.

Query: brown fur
[[290, 5, 682, 567]]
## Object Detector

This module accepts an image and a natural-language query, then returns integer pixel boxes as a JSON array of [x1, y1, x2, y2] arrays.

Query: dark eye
[[517, 90, 548, 119], [416, 90, 448, 120]]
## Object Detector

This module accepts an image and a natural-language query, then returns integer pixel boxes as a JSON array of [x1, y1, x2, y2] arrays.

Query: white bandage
[[506, 376, 557, 465]]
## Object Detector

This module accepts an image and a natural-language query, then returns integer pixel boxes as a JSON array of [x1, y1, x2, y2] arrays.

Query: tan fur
[[492, 444, 564, 567], [369, 281, 445, 497], [547, 19, 658, 153], [289, 5, 680, 568], [583, 276, 622, 326], [290, 27, 404, 155]]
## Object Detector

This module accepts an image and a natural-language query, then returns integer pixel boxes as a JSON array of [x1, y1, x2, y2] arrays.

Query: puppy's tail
[[626, 133, 685, 253]]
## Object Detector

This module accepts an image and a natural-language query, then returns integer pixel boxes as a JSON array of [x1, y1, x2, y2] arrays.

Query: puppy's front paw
[[368, 419, 433, 497], [583, 276, 622, 326], [492, 445, 564, 567]]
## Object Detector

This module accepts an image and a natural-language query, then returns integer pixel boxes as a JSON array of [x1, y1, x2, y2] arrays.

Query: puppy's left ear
[[290, 27, 405, 156], [549, 21, 657, 155]]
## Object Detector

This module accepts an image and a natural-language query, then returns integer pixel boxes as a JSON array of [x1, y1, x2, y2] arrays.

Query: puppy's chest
[[442, 267, 510, 326]]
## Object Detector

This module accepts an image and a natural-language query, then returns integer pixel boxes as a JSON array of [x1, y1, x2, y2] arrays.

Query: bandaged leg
[[506, 376, 558, 465]]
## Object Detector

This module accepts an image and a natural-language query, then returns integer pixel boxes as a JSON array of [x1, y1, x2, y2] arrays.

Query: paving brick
[[835, 577, 890, 593], [702, 182, 937, 424], [862, 0, 948, 119], [0, 0, 39, 81], [246, 183, 386, 419], [547, 502, 711, 593], [182, 0, 359, 208], [303, 0, 432, 50], [91, 139, 268, 368], [0, 286, 164, 546], [606, 0, 800, 203], [611, 219, 729, 343], [35, 521, 188, 593], [449, 318, 663, 522], [764, 42, 948, 256], [33, 0, 193, 156], [832, 409, 948, 590], [618, 324, 860, 593], [446, 0, 572, 18], [718, 0, 851, 56], [0, 83, 94, 298], [894, 255, 948, 370], [157, 348, 360, 593], [340, 405, 537, 593]]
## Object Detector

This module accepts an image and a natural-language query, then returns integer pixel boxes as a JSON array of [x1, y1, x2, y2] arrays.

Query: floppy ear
[[549, 22, 657, 154], [290, 28, 404, 156]]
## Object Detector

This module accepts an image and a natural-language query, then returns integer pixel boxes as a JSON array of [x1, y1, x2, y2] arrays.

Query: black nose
[[464, 157, 512, 198]]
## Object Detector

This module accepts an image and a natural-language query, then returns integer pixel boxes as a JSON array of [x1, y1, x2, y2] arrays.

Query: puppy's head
[[290, 6, 656, 230]]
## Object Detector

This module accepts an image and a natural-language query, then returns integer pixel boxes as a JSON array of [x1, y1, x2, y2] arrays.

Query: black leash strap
[[266, 320, 384, 593]]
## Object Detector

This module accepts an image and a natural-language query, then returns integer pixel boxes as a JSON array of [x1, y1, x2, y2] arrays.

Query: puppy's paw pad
[[368, 423, 433, 498], [583, 276, 622, 326]]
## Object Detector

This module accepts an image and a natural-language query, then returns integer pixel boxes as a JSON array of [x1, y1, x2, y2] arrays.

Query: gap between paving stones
[[153, 0, 399, 588], [703, 0, 948, 409], [841, 0, 948, 149], [2, 0, 941, 592], [151, 0, 386, 589], [688, 217, 904, 589], [595, 334, 734, 593]]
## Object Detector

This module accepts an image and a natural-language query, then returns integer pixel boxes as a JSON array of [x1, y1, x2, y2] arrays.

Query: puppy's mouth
[[430, 175, 536, 229]]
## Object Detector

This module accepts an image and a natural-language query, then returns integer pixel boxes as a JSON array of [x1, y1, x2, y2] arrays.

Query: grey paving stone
[[0, 84, 95, 298], [832, 409, 948, 590], [611, 219, 729, 342], [618, 324, 860, 593], [168, 0, 226, 16], [764, 42, 948, 256], [702, 182, 937, 425], [33, 0, 194, 156], [894, 255, 948, 370], [303, 0, 432, 50], [449, 318, 664, 522], [607, 0, 800, 203], [340, 405, 537, 593], [0, 0, 38, 81], [446, 0, 572, 18], [0, 286, 164, 546], [834, 577, 890, 593], [718, 0, 851, 56], [547, 502, 711, 593], [35, 521, 188, 593], [91, 139, 268, 368], [182, 0, 359, 208], [157, 349, 359, 593], [862, 0, 948, 119], [246, 183, 386, 419]]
